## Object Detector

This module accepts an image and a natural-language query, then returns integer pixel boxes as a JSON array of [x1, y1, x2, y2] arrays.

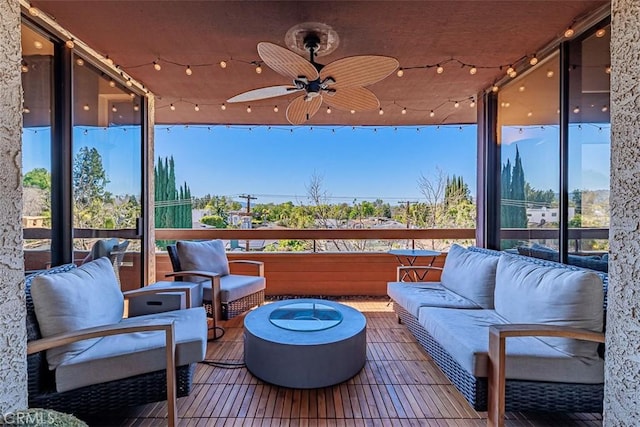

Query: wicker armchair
[[25, 261, 206, 425], [166, 240, 266, 338]]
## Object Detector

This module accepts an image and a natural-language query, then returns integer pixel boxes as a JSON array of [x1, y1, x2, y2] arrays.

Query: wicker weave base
[[221, 289, 265, 320], [393, 303, 603, 413], [29, 364, 195, 416]]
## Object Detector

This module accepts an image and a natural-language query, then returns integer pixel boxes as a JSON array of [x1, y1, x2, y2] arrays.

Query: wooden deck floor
[[95, 300, 602, 426]]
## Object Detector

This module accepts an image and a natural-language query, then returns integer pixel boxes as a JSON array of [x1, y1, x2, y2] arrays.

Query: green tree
[[500, 146, 528, 249], [73, 147, 110, 205], [154, 156, 192, 229], [23, 168, 51, 190]]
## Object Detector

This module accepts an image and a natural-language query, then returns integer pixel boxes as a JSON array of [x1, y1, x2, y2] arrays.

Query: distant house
[[22, 216, 46, 228], [526, 207, 576, 225]]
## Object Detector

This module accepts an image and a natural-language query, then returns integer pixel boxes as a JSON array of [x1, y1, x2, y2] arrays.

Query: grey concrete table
[[243, 299, 367, 389]]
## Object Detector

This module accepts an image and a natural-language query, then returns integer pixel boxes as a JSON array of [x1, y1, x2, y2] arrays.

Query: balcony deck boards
[[89, 300, 602, 426]]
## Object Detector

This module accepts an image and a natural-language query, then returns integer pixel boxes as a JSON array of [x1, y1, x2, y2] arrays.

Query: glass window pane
[[22, 24, 54, 272], [497, 53, 560, 255], [568, 24, 610, 271]]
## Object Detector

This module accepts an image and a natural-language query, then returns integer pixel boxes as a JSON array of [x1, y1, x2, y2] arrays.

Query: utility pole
[[399, 200, 418, 249], [239, 194, 257, 251]]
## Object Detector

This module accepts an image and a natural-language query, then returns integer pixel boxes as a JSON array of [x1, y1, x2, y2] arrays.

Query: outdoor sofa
[[387, 244, 607, 419]]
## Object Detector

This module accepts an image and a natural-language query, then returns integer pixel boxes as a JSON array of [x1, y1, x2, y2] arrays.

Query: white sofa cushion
[[387, 282, 479, 317], [418, 306, 604, 383], [440, 244, 499, 308], [177, 239, 230, 276], [30, 257, 124, 369], [494, 255, 604, 358], [55, 307, 207, 392]]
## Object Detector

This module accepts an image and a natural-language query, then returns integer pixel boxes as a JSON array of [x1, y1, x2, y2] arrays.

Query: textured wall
[[0, 0, 28, 413], [606, 1, 640, 425]]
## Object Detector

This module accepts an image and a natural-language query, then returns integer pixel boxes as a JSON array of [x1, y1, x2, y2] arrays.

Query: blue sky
[[22, 122, 610, 204], [154, 125, 478, 204]]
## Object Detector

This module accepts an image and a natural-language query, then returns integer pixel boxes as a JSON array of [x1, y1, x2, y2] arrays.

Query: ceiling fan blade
[[320, 55, 399, 88], [258, 42, 319, 81], [226, 85, 300, 103], [324, 87, 380, 111], [286, 95, 322, 125]]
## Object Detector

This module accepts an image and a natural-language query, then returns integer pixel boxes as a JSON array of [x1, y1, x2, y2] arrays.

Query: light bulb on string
[[546, 70, 554, 78], [153, 61, 161, 71], [601, 105, 608, 112], [105, 56, 114, 65], [573, 106, 580, 114], [133, 104, 139, 112], [83, 104, 90, 111], [65, 39, 75, 49], [194, 104, 200, 111], [506, 66, 514, 75], [469, 100, 476, 108], [111, 105, 117, 112], [454, 101, 460, 108], [125, 79, 133, 87], [76, 58, 84, 66], [170, 104, 175, 111], [273, 105, 279, 113], [529, 55, 538, 66], [397, 68, 404, 77], [326, 106, 332, 114], [401, 107, 407, 115], [246, 106, 251, 113], [221, 103, 226, 110], [109, 79, 116, 88], [429, 110, 435, 118], [605, 65, 611, 74], [564, 27, 575, 38], [28, 6, 39, 16], [350, 110, 355, 114], [469, 66, 477, 75], [185, 66, 192, 76], [492, 84, 499, 93], [509, 70, 517, 78], [596, 28, 606, 38], [379, 108, 384, 115], [21, 63, 29, 73], [436, 65, 444, 74], [219, 60, 227, 69]]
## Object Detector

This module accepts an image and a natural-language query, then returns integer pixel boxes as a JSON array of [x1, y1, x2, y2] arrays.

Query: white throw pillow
[[30, 257, 125, 369], [176, 239, 230, 276]]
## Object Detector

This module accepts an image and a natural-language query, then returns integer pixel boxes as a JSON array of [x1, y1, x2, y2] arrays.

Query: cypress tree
[[511, 147, 527, 228]]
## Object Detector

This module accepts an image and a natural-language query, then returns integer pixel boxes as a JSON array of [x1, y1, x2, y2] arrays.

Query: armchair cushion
[[220, 274, 266, 303], [176, 239, 230, 277], [54, 307, 207, 392], [30, 257, 124, 369], [440, 244, 499, 309]]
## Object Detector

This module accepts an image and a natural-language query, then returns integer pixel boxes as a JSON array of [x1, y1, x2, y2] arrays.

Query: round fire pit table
[[243, 298, 367, 389]]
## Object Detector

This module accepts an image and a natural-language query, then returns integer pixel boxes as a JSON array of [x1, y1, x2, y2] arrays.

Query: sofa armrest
[[228, 259, 265, 277], [28, 320, 179, 427], [396, 265, 443, 282], [124, 286, 195, 309], [487, 324, 605, 427]]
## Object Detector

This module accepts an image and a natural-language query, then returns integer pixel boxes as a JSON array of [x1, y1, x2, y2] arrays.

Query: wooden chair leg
[[488, 328, 506, 427], [163, 324, 178, 427]]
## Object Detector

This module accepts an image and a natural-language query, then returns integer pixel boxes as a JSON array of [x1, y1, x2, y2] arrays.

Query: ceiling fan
[[226, 33, 399, 125]]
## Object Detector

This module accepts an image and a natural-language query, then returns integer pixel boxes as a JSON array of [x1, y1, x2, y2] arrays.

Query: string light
[[573, 106, 580, 113], [605, 65, 611, 74], [506, 66, 515, 76], [546, 70, 554, 78], [125, 79, 133, 87], [219, 60, 227, 69], [153, 61, 161, 71], [350, 109, 355, 114], [109, 79, 116, 87], [28, 6, 39, 16], [601, 105, 608, 112], [429, 110, 435, 118], [111, 105, 117, 112], [185, 65, 192, 76], [76, 58, 84, 66], [83, 104, 90, 111], [273, 105, 279, 113], [194, 104, 200, 111], [326, 106, 332, 114], [105, 56, 114, 65], [133, 104, 139, 111], [170, 103, 176, 111], [401, 107, 407, 115], [519, 85, 526, 92], [529, 55, 538, 66], [454, 101, 460, 108], [65, 39, 75, 49], [23, 107, 30, 114], [469, 66, 477, 75], [492, 84, 499, 93], [564, 27, 575, 38], [397, 68, 404, 77], [246, 106, 251, 113], [596, 28, 606, 38], [436, 65, 444, 74], [21, 63, 29, 73], [378, 108, 384, 115], [220, 103, 226, 110], [469, 99, 476, 108]]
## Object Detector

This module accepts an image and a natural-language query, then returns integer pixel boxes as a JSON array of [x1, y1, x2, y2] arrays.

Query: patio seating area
[[82, 300, 603, 426]]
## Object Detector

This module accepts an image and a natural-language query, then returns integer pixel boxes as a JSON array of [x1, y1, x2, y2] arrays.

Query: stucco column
[[606, 1, 640, 424], [0, 0, 28, 413], [146, 95, 156, 284]]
